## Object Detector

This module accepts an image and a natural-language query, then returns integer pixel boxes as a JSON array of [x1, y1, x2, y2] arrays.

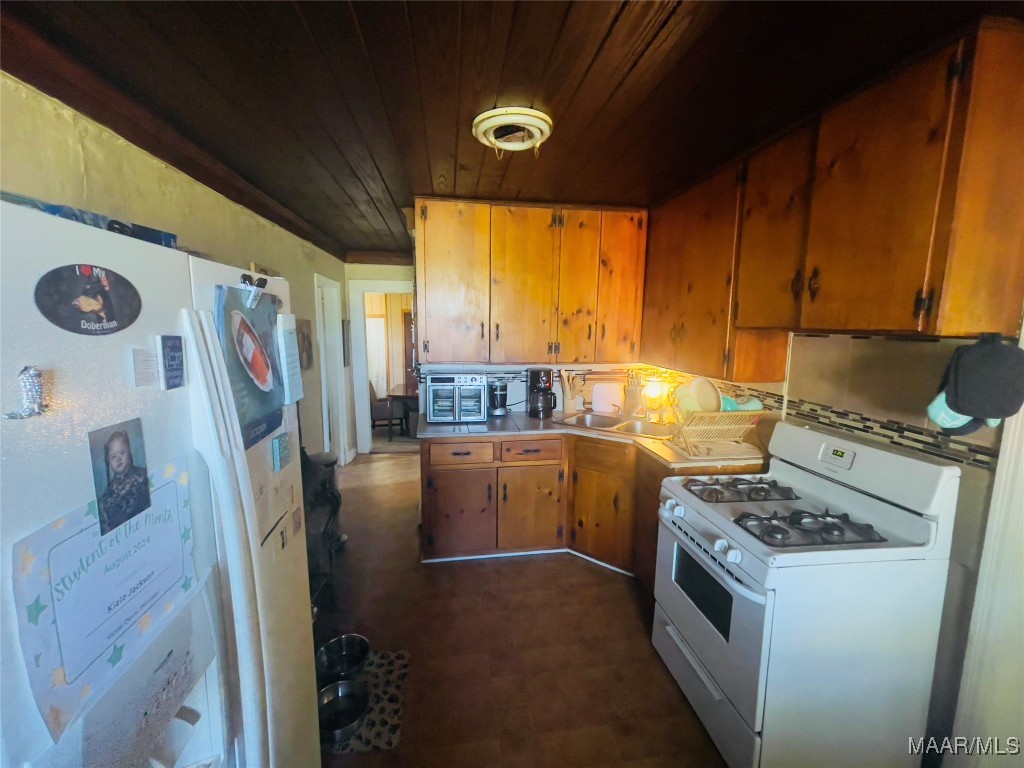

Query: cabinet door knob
[[613, 492, 619, 512], [790, 268, 803, 302], [601, 323, 606, 341], [487, 483, 492, 502], [495, 323, 500, 341], [503, 483, 508, 502], [587, 323, 592, 340], [480, 322, 485, 339], [807, 267, 821, 302]]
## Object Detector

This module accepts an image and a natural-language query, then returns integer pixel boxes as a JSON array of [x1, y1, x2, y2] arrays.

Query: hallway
[[319, 453, 724, 768]]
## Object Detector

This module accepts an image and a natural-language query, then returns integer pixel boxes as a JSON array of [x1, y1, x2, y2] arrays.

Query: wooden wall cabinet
[[641, 166, 789, 382], [734, 123, 817, 330], [490, 205, 560, 363], [570, 437, 635, 571], [414, 199, 491, 362], [415, 197, 647, 365], [556, 210, 647, 364], [421, 436, 565, 558], [800, 21, 1024, 336]]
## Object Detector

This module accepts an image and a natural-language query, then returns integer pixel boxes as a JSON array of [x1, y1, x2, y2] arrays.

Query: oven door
[[426, 385, 457, 422], [654, 514, 773, 732], [456, 385, 486, 421]]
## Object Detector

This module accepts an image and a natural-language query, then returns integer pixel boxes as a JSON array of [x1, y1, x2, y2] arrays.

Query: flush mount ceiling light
[[472, 107, 553, 159]]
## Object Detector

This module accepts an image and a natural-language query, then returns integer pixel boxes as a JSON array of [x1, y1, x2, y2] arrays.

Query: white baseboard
[[421, 547, 635, 577]]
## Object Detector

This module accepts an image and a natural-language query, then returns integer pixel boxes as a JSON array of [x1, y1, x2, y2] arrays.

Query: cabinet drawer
[[429, 442, 494, 466], [501, 439, 562, 462], [575, 436, 633, 475]]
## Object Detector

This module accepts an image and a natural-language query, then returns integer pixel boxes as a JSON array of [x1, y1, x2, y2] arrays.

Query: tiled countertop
[[417, 411, 767, 471]]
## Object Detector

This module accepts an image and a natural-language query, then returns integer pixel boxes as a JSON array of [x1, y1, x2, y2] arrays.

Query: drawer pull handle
[[664, 624, 724, 702], [451, 450, 471, 457], [807, 267, 821, 302], [522, 448, 542, 454]]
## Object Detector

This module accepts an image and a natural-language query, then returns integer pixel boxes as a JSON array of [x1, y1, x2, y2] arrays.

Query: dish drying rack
[[670, 410, 767, 454]]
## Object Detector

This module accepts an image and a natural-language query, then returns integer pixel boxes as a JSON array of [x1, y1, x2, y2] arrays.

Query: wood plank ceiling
[[2, 1, 1021, 261]]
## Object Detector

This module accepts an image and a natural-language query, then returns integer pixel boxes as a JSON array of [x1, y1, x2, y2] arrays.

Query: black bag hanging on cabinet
[[930, 334, 1024, 435]]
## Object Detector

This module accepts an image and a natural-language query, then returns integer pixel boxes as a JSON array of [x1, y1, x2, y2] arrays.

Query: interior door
[[490, 205, 559, 363], [402, 310, 417, 392]]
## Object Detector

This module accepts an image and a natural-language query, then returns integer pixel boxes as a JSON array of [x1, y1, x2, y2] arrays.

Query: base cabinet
[[570, 437, 635, 571], [425, 468, 496, 556], [498, 465, 564, 550], [421, 437, 565, 559]]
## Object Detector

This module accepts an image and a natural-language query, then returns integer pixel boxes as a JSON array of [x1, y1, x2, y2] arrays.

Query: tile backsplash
[[785, 334, 1002, 468]]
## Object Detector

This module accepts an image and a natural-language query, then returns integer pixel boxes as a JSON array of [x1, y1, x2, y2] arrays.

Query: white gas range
[[652, 421, 960, 768]]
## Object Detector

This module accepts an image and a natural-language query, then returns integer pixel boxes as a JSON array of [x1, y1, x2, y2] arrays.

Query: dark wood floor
[[317, 453, 725, 768]]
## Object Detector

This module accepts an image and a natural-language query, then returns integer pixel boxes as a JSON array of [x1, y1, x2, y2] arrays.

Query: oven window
[[430, 387, 456, 420], [459, 387, 484, 419], [673, 544, 732, 641]]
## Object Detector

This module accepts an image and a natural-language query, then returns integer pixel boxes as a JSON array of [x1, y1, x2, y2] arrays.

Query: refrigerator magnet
[[34, 264, 142, 335], [88, 418, 150, 536]]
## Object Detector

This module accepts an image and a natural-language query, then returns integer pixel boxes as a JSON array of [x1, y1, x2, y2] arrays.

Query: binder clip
[[239, 273, 268, 308]]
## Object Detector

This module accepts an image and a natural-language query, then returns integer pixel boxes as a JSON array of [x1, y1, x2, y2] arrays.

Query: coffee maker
[[488, 382, 508, 417], [527, 368, 556, 419]]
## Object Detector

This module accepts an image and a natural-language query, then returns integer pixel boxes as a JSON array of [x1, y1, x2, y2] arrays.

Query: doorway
[[348, 279, 415, 454], [314, 274, 349, 462]]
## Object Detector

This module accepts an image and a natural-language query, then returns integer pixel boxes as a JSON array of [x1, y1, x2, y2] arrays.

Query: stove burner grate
[[734, 508, 887, 548]]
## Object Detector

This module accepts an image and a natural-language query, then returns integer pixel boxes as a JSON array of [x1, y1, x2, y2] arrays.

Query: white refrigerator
[[0, 202, 320, 768]]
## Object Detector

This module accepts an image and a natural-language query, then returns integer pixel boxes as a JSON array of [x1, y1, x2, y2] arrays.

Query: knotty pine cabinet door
[[414, 199, 490, 362], [571, 467, 634, 571], [490, 205, 560, 363], [735, 123, 817, 329], [800, 43, 960, 332], [596, 211, 646, 362], [639, 195, 688, 370], [641, 168, 739, 377], [424, 468, 496, 556], [497, 465, 564, 550], [555, 209, 602, 364]]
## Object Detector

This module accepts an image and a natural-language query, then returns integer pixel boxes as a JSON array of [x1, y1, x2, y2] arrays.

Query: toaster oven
[[425, 374, 488, 422]]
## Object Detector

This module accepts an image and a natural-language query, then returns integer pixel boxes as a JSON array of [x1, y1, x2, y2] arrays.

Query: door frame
[[314, 273, 348, 462], [348, 278, 415, 454]]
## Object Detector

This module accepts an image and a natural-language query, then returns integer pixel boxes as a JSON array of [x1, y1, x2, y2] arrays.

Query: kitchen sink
[[556, 412, 627, 429], [612, 420, 676, 439]]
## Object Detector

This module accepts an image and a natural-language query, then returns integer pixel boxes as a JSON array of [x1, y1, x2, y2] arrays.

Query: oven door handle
[[664, 623, 725, 702], [667, 520, 768, 606]]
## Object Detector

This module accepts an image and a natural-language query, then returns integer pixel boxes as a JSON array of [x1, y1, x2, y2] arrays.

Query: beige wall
[[0, 73, 351, 452]]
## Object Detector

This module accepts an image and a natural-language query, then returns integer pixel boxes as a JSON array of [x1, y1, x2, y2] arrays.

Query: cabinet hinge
[[558, 469, 564, 483], [423, 340, 430, 354], [947, 52, 971, 84], [554, 342, 561, 354], [427, 534, 434, 546], [914, 288, 935, 319], [572, 470, 578, 485], [420, 205, 428, 221]]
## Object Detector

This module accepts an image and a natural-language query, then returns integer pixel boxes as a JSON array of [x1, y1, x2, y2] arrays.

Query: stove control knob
[[664, 499, 679, 513], [713, 538, 729, 554], [725, 548, 743, 564]]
